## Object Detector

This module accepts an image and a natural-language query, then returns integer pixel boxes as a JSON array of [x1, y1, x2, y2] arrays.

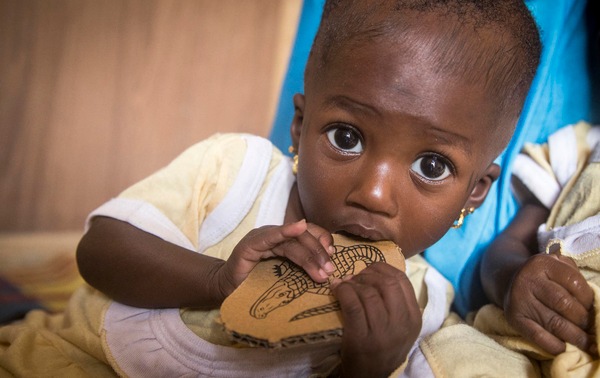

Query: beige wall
[[0, 0, 301, 231]]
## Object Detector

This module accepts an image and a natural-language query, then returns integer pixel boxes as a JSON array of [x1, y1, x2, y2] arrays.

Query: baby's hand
[[505, 253, 596, 355], [332, 262, 421, 377], [215, 220, 335, 299]]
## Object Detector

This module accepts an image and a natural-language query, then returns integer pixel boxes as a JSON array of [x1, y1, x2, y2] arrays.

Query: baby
[[0, 1, 541, 376]]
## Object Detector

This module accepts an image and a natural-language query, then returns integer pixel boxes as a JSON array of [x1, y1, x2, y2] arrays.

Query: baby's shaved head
[[306, 0, 541, 130]]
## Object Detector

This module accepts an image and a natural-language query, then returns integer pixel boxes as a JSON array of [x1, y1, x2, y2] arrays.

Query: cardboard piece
[[219, 234, 405, 348]]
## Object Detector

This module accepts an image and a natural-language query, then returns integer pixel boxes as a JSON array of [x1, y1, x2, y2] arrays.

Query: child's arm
[[481, 179, 595, 355], [77, 216, 334, 309], [331, 263, 421, 377]]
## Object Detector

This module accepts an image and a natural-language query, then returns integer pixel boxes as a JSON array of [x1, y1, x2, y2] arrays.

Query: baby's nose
[[346, 162, 398, 217]]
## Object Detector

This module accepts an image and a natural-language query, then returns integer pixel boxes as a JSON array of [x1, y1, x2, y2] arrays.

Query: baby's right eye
[[326, 126, 363, 153]]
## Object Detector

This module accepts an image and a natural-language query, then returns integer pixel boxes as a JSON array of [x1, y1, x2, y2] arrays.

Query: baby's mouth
[[336, 230, 373, 242], [335, 225, 384, 242]]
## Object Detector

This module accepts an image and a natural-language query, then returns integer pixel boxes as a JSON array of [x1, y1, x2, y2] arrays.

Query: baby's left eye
[[410, 154, 452, 181]]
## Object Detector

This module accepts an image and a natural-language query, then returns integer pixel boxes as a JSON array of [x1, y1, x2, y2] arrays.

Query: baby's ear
[[290, 93, 305, 150], [466, 163, 501, 209]]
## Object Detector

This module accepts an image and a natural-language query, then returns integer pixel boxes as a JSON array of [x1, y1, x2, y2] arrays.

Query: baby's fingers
[[239, 220, 308, 258], [332, 263, 420, 334], [272, 228, 334, 283], [353, 263, 419, 318], [332, 264, 420, 372], [525, 304, 595, 355], [332, 279, 370, 336], [542, 312, 595, 354], [541, 286, 594, 332], [547, 256, 594, 312], [514, 315, 566, 355], [306, 223, 335, 255]]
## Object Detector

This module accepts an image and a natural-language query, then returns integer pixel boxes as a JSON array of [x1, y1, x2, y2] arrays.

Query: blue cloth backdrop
[[269, 0, 598, 316]]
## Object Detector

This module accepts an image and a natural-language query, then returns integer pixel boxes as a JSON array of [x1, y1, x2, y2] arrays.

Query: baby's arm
[[481, 179, 595, 355], [77, 217, 334, 309], [331, 263, 421, 377], [78, 216, 233, 308]]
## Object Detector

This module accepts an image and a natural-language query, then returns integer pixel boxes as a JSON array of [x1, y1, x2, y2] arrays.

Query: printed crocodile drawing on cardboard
[[249, 244, 386, 321]]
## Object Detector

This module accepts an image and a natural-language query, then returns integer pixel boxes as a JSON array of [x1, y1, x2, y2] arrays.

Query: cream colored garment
[[0, 286, 117, 377], [0, 133, 454, 377], [0, 134, 277, 377], [96, 133, 454, 377], [418, 123, 600, 377]]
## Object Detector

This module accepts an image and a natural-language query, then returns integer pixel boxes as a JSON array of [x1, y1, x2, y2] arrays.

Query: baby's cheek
[[397, 218, 452, 257]]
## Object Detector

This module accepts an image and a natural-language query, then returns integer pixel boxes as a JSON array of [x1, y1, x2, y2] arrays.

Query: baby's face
[[292, 27, 515, 258]]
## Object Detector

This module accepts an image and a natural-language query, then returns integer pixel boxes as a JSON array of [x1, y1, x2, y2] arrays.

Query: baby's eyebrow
[[422, 126, 473, 157], [321, 95, 382, 117]]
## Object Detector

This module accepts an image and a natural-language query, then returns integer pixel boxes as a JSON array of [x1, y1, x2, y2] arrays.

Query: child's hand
[[216, 220, 335, 299], [505, 253, 596, 355], [332, 262, 422, 377]]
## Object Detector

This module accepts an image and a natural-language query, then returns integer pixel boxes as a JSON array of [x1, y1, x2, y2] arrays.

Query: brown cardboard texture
[[220, 234, 405, 348]]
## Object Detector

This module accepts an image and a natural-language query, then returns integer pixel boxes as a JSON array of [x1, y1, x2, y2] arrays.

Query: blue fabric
[[426, 0, 596, 315], [269, 0, 325, 152], [269, 0, 598, 316]]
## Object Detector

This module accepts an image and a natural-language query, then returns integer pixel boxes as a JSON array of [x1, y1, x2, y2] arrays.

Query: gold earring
[[292, 155, 299, 175], [288, 146, 298, 175], [452, 207, 475, 229]]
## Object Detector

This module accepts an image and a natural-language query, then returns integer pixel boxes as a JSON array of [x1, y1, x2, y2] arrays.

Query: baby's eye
[[326, 126, 363, 153], [410, 154, 452, 181]]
